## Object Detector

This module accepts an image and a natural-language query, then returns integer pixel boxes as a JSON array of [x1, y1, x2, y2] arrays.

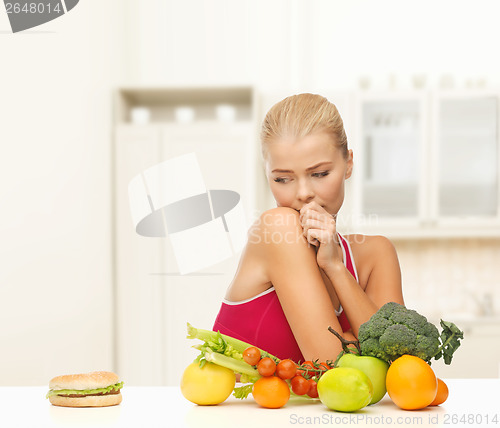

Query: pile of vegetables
[[183, 302, 464, 411], [185, 323, 333, 405]]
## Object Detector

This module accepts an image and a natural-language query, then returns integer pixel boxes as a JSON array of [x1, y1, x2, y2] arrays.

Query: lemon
[[180, 362, 236, 405]]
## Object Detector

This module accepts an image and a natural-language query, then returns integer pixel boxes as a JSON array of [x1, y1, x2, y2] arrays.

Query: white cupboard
[[351, 91, 500, 238], [113, 88, 260, 385], [433, 93, 498, 219]]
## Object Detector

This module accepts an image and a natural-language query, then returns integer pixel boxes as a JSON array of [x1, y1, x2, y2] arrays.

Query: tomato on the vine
[[318, 361, 331, 371], [276, 359, 297, 380], [242, 346, 261, 366], [297, 361, 320, 378], [307, 379, 319, 398], [257, 357, 276, 377], [291, 375, 309, 395], [297, 360, 313, 375]]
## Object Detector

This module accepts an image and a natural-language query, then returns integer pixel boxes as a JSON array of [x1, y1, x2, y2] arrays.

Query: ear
[[345, 149, 353, 179]]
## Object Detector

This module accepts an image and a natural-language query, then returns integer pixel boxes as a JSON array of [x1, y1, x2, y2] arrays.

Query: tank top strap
[[337, 232, 359, 283]]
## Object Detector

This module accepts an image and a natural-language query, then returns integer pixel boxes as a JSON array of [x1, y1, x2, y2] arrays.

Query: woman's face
[[264, 132, 353, 215]]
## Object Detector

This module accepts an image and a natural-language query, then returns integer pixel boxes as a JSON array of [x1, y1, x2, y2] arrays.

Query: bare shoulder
[[248, 207, 302, 246], [346, 234, 397, 261], [224, 208, 301, 301], [344, 234, 400, 291], [253, 207, 301, 230], [243, 206, 304, 266], [345, 234, 403, 305]]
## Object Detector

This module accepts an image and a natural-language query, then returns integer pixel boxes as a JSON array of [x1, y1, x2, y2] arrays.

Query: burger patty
[[58, 389, 121, 398]]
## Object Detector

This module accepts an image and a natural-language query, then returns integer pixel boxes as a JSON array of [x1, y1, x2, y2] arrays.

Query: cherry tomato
[[318, 362, 331, 371], [276, 359, 297, 380], [291, 375, 310, 395], [257, 357, 276, 377], [242, 346, 261, 366], [307, 379, 319, 398], [297, 361, 319, 378]]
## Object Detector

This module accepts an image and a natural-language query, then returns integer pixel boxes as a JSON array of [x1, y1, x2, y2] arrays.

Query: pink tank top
[[212, 233, 359, 363]]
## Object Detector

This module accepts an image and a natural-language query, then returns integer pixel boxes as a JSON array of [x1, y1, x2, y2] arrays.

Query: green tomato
[[317, 367, 373, 412], [180, 362, 236, 405], [336, 353, 389, 405]]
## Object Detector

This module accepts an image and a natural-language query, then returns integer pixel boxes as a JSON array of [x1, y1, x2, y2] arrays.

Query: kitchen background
[[1, 0, 499, 387]]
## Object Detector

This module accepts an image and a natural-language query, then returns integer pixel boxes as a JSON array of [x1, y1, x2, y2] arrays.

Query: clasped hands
[[299, 201, 342, 270]]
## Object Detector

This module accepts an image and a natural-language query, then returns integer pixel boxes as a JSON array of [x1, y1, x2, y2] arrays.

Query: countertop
[[2, 379, 499, 428]]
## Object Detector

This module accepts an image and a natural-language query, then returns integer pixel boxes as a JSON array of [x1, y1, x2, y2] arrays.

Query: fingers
[[303, 220, 321, 247], [301, 218, 335, 239], [299, 201, 326, 218], [300, 213, 337, 236], [300, 203, 338, 247], [305, 228, 336, 247], [299, 201, 335, 223]]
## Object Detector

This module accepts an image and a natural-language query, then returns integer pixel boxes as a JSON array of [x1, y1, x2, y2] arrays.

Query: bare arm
[[299, 201, 404, 338], [323, 235, 404, 337], [255, 207, 345, 362]]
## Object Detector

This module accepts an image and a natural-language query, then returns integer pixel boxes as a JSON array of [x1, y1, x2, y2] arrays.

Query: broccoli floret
[[422, 322, 440, 340], [379, 324, 417, 359], [375, 301, 401, 320], [414, 334, 440, 362], [359, 314, 392, 339], [357, 302, 455, 364], [359, 337, 390, 362], [390, 307, 429, 333], [357, 324, 370, 343]]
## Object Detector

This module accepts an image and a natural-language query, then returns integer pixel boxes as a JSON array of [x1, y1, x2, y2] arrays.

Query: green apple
[[317, 367, 373, 412], [336, 353, 389, 405]]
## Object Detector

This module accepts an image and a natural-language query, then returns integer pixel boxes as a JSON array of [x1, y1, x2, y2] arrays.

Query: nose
[[296, 179, 315, 203]]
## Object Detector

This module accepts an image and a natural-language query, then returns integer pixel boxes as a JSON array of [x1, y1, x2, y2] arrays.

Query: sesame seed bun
[[49, 371, 120, 391]]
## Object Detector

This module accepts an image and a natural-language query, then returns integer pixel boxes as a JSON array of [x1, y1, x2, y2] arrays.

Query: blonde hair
[[260, 93, 348, 160]]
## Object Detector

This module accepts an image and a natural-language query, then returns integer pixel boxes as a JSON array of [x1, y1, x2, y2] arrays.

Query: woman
[[213, 93, 404, 363]]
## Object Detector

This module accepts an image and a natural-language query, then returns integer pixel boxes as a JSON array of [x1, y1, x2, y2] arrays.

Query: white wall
[[0, 1, 126, 385], [122, 0, 500, 91]]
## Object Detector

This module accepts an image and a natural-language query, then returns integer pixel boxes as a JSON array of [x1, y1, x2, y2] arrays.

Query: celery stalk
[[187, 323, 254, 353], [204, 349, 260, 379], [187, 323, 279, 361]]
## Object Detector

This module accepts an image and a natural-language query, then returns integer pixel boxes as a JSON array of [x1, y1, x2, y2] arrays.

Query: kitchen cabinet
[[350, 91, 500, 238], [355, 94, 425, 220], [433, 93, 498, 220], [113, 87, 260, 386]]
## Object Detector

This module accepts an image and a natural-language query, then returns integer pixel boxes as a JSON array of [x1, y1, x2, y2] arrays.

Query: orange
[[252, 376, 290, 408], [386, 355, 437, 410], [430, 378, 449, 406]]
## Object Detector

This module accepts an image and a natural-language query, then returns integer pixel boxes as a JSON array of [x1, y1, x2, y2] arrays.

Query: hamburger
[[47, 371, 123, 407]]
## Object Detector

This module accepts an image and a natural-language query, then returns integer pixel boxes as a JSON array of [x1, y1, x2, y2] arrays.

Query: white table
[[2, 379, 499, 428]]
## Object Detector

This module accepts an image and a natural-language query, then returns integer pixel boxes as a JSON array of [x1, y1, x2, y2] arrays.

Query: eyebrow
[[271, 161, 333, 174]]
